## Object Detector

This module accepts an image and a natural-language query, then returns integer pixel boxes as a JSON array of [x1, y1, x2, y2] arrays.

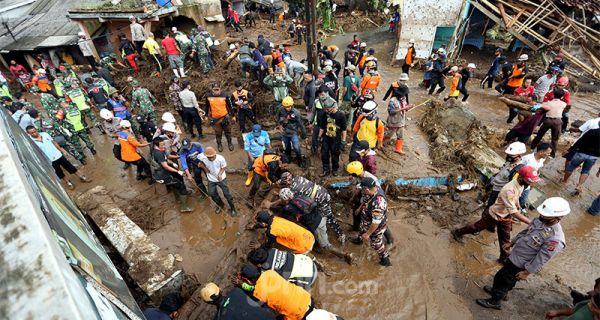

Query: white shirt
[[32, 132, 62, 162], [579, 117, 600, 135], [130, 22, 146, 41], [520, 153, 545, 174], [199, 154, 227, 182]]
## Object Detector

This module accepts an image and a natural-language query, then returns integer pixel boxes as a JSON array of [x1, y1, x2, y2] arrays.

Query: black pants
[[505, 129, 530, 144], [192, 165, 208, 195], [428, 77, 445, 94], [531, 118, 561, 157], [490, 260, 525, 302], [160, 171, 188, 194], [85, 56, 97, 69], [234, 22, 243, 32], [561, 112, 569, 133], [127, 157, 151, 177], [507, 108, 519, 123], [480, 74, 494, 88], [182, 108, 203, 136], [459, 87, 469, 101], [134, 40, 145, 55], [238, 108, 257, 132], [52, 156, 77, 179], [269, 13, 276, 23], [297, 32, 303, 45], [321, 138, 341, 172], [401, 63, 410, 75]]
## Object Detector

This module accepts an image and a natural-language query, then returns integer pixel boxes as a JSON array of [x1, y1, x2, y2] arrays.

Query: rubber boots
[[245, 171, 253, 186], [395, 139, 405, 155], [175, 192, 193, 213]]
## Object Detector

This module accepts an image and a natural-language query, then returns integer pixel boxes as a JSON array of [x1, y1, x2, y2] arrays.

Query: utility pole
[[305, 0, 319, 74]]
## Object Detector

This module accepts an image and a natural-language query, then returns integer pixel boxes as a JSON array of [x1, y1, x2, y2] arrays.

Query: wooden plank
[[498, 3, 511, 27], [472, 1, 539, 50]]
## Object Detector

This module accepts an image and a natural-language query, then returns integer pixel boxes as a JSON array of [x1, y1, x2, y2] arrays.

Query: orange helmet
[[55, 109, 65, 120], [556, 76, 569, 87]]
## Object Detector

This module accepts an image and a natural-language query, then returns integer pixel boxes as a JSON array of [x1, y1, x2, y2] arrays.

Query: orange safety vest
[[207, 96, 228, 119], [253, 154, 280, 177], [507, 65, 526, 88], [360, 74, 381, 94], [405, 47, 414, 65], [327, 45, 338, 52], [269, 216, 315, 254], [450, 73, 462, 96], [232, 89, 249, 108], [358, 54, 367, 68], [253, 270, 311, 320]]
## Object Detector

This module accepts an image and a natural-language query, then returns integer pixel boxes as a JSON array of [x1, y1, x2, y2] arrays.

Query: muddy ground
[[38, 20, 600, 320]]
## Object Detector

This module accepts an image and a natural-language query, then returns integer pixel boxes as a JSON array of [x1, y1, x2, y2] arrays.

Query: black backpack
[[112, 144, 122, 161]]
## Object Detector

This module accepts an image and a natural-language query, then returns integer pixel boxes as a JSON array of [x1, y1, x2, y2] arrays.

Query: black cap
[[181, 138, 192, 150], [356, 140, 370, 151], [234, 79, 242, 87], [211, 82, 221, 89], [318, 85, 329, 93], [360, 177, 377, 188], [256, 211, 271, 223], [240, 264, 261, 282], [159, 292, 182, 313]]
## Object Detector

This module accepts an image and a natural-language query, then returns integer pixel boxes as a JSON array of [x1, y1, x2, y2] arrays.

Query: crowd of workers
[[1, 9, 599, 320]]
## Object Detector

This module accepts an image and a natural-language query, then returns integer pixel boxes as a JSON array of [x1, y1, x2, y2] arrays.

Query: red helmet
[[55, 109, 65, 120], [556, 76, 569, 87]]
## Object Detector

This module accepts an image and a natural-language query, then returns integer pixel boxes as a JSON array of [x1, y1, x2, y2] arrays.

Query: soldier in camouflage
[[192, 34, 212, 74], [41, 117, 86, 164], [63, 81, 100, 130], [58, 100, 97, 155], [100, 53, 127, 71], [31, 85, 59, 116], [168, 77, 184, 118], [91, 72, 111, 94], [131, 80, 157, 123]]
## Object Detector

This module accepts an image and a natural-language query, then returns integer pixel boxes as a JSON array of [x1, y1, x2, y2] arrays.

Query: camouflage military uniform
[[193, 36, 212, 74], [100, 56, 115, 69], [94, 77, 111, 94], [64, 86, 99, 128], [53, 78, 66, 97], [168, 81, 183, 115], [63, 103, 96, 153], [41, 118, 84, 161], [131, 86, 157, 123], [40, 93, 59, 116], [174, 31, 192, 56]]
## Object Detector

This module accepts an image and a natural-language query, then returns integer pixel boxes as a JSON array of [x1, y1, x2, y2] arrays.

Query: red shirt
[[9, 64, 28, 77], [543, 89, 571, 106], [514, 85, 534, 98], [161, 37, 179, 56]]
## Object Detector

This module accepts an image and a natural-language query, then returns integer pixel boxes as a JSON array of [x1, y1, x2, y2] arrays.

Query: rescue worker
[[118, 120, 152, 180], [63, 81, 99, 131], [178, 80, 204, 138], [237, 264, 313, 320], [168, 76, 184, 119], [428, 54, 446, 95], [350, 100, 384, 161], [353, 140, 377, 175], [350, 177, 391, 266], [131, 80, 158, 123], [247, 247, 317, 289], [150, 136, 192, 212], [309, 87, 331, 155], [480, 48, 504, 89], [61, 102, 97, 155], [247, 149, 281, 207], [53, 73, 66, 97], [459, 63, 476, 102], [198, 147, 238, 216], [476, 197, 570, 309], [179, 138, 209, 199], [451, 166, 539, 263], [497, 54, 528, 95], [359, 63, 381, 95], [319, 96, 347, 176], [486, 141, 528, 207], [143, 32, 163, 77], [42, 116, 85, 164], [244, 124, 271, 185], [199, 282, 277, 320], [284, 57, 307, 89], [85, 77, 109, 110], [91, 72, 111, 95], [107, 89, 132, 121], [383, 73, 411, 155], [31, 85, 58, 117], [530, 88, 567, 158], [544, 76, 572, 133], [277, 96, 306, 165], [443, 66, 462, 101], [232, 80, 256, 133], [119, 33, 138, 73], [322, 65, 338, 100], [100, 52, 127, 71], [31, 69, 52, 93], [254, 211, 315, 254], [402, 39, 416, 75], [162, 31, 185, 78], [264, 69, 293, 110], [205, 82, 235, 152], [143, 292, 182, 320], [339, 65, 360, 129], [190, 31, 212, 74]]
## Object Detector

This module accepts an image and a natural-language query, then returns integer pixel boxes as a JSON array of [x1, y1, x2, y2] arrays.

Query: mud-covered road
[[59, 22, 600, 320]]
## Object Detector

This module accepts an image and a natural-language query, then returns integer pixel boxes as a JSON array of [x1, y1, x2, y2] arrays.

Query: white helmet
[[305, 309, 338, 320], [161, 112, 176, 123], [399, 73, 409, 81], [162, 122, 176, 132], [505, 142, 526, 155], [171, 27, 177, 32], [362, 100, 377, 112], [78, 32, 86, 37], [360, 42, 367, 48], [518, 54, 529, 61], [537, 197, 570, 217], [99, 109, 114, 120], [120, 120, 132, 128], [324, 59, 333, 67], [37, 68, 46, 74], [408, 38, 415, 44], [467, 63, 476, 69], [450, 66, 459, 72], [214, 40, 220, 46], [229, 44, 236, 50]]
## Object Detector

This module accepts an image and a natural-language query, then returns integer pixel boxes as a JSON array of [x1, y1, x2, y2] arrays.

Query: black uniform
[[213, 287, 276, 320], [320, 110, 347, 173]]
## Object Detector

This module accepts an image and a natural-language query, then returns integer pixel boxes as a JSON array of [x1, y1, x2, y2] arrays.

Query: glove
[[177, 170, 184, 176], [172, 163, 179, 169]]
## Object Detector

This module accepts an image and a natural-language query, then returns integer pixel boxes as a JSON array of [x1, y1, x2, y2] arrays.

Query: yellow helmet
[[282, 96, 294, 107], [200, 282, 220, 302], [346, 161, 364, 176], [365, 61, 376, 69]]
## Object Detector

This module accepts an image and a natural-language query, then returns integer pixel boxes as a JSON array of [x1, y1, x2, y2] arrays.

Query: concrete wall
[[396, 0, 464, 60], [179, 0, 223, 25]]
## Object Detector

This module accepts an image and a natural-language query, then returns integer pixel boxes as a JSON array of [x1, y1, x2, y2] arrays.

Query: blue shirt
[[32, 132, 62, 162], [244, 131, 270, 157], [143, 308, 171, 320], [179, 142, 204, 171]]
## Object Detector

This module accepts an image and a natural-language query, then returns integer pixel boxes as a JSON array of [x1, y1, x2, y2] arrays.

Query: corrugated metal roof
[[557, 0, 600, 13], [0, 0, 103, 51]]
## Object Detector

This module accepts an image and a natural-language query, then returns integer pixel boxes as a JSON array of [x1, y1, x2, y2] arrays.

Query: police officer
[[247, 247, 317, 289], [200, 282, 277, 320], [476, 197, 570, 310], [179, 138, 209, 199]]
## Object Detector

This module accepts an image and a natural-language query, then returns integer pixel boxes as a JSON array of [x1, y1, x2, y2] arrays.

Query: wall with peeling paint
[[396, 0, 465, 60]]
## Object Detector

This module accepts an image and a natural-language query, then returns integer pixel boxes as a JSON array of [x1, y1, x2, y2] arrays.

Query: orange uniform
[[32, 74, 52, 92], [507, 65, 526, 88], [360, 74, 381, 95], [253, 154, 280, 177], [405, 47, 414, 65], [207, 96, 229, 119], [269, 216, 315, 254], [253, 270, 312, 320], [118, 131, 142, 162]]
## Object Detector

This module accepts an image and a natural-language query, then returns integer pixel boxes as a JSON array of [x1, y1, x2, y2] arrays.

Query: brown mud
[[42, 21, 600, 320]]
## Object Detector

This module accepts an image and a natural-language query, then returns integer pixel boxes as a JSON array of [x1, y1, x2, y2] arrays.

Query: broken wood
[[366, 18, 379, 27], [498, 96, 531, 111], [497, 3, 510, 27]]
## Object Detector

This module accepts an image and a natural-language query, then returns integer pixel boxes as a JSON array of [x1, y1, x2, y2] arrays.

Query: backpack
[[289, 195, 317, 216], [112, 143, 123, 161]]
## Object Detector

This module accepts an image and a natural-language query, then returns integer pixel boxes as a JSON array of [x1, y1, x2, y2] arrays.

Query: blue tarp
[[330, 176, 464, 189]]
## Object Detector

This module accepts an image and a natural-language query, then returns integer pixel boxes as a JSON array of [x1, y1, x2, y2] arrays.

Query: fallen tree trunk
[[499, 97, 531, 111]]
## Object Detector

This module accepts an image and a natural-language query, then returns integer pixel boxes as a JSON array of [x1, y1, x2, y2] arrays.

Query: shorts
[[566, 152, 598, 174], [168, 55, 183, 69], [386, 126, 404, 139]]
